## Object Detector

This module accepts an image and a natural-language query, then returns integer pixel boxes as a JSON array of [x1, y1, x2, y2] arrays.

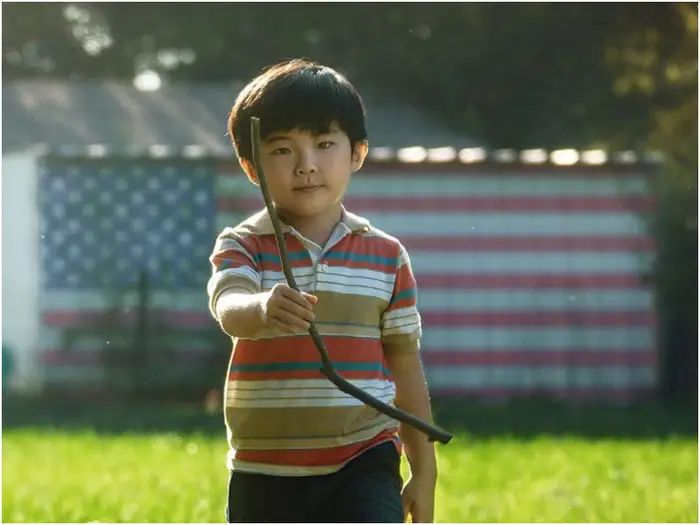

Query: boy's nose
[[294, 151, 318, 176]]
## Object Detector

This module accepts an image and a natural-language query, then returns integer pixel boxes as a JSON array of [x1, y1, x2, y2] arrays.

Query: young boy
[[208, 59, 437, 523]]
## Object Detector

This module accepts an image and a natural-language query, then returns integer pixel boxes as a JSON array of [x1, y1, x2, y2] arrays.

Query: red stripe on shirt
[[228, 368, 393, 381], [232, 337, 384, 365], [234, 429, 397, 467], [211, 249, 257, 271]]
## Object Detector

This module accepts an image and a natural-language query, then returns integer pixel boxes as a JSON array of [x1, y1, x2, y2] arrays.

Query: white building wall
[[2, 151, 42, 393]]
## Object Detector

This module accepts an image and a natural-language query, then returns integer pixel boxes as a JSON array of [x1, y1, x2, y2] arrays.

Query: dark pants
[[226, 441, 404, 523]]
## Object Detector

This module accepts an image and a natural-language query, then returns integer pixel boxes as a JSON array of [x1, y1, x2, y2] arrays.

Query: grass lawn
[[2, 398, 697, 522]]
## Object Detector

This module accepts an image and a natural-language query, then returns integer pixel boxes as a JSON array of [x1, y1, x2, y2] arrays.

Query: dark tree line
[[3, 4, 694, 149], [3, 2, 696, 400]]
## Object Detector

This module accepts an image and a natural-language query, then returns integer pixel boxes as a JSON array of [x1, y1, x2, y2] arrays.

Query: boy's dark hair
[[227, 59, 367, 162]]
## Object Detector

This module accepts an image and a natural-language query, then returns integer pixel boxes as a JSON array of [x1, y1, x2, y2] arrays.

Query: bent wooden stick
[[250, 117, 452, 444]]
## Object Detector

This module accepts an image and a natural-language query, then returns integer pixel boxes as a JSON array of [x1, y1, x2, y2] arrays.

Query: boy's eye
[[270, 147, 291, 155], [317, 141, 335, 149]]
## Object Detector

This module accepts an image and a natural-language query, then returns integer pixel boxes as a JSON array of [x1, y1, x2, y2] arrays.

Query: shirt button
[[319, 263, 329, 272]]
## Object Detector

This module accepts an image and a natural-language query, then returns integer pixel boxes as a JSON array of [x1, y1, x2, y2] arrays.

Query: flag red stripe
[[40, 349, 223, 365], [422, 310, 653, 327], [415, 274, 647, 288], [402, 236, 654, 252], [42, 310, 212, 328], [423, 349, 655, 366], [430, 386, 656, 400]]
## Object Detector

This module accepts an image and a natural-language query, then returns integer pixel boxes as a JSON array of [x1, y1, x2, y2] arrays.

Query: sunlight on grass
[[3, 430, 229, 523], [4, 429, 695, 523], [429, 436, 697, 522]]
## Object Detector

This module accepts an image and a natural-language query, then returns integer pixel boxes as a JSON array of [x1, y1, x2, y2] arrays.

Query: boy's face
[[241, 121, 367, 222]]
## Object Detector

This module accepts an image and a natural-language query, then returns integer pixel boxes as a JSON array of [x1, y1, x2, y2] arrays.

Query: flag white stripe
[[409, 252, 651, 274], [38, 326, 216, 352], [417, 289, 653, 311], [426, 365, 656, 389], [422, 327, 653, 350], [42, 290, 207, 311], [362, 212, 646, 236], [218, 212, 648, 236], [349, 175, 652, 197]]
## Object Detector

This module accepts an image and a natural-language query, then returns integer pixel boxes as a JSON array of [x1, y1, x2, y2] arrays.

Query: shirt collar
[[242, 205, 371, 236]]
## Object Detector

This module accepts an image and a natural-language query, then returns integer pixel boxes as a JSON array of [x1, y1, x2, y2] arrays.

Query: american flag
[[38, 156, 659, 401]]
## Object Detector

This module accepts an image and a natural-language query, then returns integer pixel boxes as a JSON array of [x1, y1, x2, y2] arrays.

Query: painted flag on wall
[[36, 155, 658, 401]]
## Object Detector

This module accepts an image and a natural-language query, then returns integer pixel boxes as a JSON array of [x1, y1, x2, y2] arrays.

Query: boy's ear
[[351, 140, 369, 172], [239, 158, 260, 186]]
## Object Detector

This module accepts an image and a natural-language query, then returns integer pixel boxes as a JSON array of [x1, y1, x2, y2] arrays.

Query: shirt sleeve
[[380, 243, 422, 349], [207, 228, 262, 320]]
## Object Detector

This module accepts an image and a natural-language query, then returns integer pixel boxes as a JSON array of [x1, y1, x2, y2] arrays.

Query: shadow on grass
[[3, 394, 697, 439], [432, 397, 697, 439], [2, 395, 224, 435]]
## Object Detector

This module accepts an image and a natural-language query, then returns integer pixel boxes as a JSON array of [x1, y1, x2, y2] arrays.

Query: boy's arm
[[384, 342, 437, 523], [215, 290, 267, 338], [208, 229, 316, 338], [216, 285, 317, 338]]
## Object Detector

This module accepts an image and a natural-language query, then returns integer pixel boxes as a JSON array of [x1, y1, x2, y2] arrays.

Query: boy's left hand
[[401, 472, 436, 523]]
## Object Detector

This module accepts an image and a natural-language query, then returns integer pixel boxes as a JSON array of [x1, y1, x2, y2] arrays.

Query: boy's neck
[[278, 204, 343, 248]]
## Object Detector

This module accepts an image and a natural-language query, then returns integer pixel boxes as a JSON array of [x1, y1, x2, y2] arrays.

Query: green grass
[[2, 398, 697, 522], [429, 436, 697, 522], [3, 429, 229, 523]]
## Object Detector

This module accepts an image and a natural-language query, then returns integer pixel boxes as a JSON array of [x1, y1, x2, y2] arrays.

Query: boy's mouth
[[293, 185, 323, 193]]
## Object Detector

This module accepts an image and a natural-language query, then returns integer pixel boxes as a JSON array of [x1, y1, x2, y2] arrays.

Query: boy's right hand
[[260, 283, 318, 333]]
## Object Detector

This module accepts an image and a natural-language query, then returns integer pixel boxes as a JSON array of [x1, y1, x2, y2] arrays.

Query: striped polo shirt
[[207, 206, 422, 476]]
